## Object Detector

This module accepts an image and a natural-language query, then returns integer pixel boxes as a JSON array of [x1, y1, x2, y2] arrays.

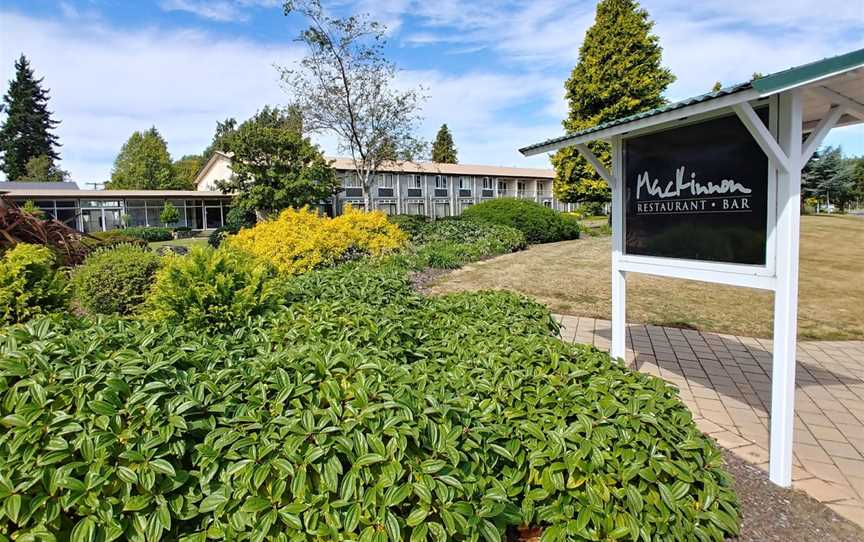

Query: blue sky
[[1, 0, 863, 183]]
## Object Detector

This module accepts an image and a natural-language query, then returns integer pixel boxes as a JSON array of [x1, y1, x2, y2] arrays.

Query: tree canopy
[[551, 0, 674, 204], [281, 0, 427, 209], [432, 124, 457, 163], [802, 146, 860, 212], [202, 106, 303, 161], [216, 117, 338, 218], [16, 154, 69, 183], [0, 55, 62, 181], [172, 155, 205, 189], [107, 127, 179, 190]]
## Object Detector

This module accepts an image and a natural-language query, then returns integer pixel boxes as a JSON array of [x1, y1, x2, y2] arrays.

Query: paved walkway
[[555, 315, 864, 527]]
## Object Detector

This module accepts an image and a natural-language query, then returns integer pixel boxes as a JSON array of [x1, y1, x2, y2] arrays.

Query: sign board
[[623, 111, 769, 265]]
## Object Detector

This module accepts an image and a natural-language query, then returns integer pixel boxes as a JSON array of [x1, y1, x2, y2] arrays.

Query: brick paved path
[[555, 315, 864, 527]]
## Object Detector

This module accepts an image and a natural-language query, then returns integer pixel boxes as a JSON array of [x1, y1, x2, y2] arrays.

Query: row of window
[[344, 174, 550, 192], [18, 199, 229, 233]]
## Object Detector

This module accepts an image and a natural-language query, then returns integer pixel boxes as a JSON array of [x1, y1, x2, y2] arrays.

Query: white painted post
[[770, 89, 803, 487], [610, 136, 627, 360]]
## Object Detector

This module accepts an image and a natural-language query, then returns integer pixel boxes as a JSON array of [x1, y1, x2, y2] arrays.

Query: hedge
[[461, 198, 580, 244], [0, 243, 68, 325]]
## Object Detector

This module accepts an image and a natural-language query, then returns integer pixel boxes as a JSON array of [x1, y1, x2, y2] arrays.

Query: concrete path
[[555, 314, 864, 527]]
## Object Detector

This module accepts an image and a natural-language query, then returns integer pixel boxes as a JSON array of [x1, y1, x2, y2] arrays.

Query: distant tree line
[[802, 146, 864, 213]]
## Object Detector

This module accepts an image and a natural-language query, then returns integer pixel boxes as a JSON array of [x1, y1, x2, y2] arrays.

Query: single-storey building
[[0, 181, 231, 233]]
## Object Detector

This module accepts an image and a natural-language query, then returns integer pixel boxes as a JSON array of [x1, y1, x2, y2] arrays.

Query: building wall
[[333, 171, 567, 217], [196, 155, 234, 192]]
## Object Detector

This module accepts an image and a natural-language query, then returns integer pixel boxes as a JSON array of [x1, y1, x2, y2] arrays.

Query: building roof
[[329, 157, 554, 179], [520, 47, 864, 156], [0, 181, 80, 190], [0, 188, 228, 199]]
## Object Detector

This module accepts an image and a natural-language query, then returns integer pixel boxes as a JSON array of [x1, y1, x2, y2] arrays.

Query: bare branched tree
[[280, 0, 427, 210]]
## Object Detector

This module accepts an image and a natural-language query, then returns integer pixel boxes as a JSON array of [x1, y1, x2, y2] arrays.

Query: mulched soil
[[724, 450, 864, 541], [408, 267, 452, 293]]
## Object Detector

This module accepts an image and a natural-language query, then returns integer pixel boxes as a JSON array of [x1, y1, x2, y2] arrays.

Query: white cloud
[[159, 0, 281, 22], [0, 12, 302, 182]]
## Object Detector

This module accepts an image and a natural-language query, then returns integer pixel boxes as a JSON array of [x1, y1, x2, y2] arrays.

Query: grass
[[429, 215, 864, 340], [148, 236, 209, 250]]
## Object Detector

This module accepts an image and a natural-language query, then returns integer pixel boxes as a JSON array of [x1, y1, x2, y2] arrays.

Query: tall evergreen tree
[[551, 0, 674, 203], [432, 124, 457, 163], [107, 127, 176, 189], [0, 55, 61, 181]]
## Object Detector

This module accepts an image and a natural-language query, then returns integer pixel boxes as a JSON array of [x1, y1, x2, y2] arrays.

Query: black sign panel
[[624, 110, 769, 265]]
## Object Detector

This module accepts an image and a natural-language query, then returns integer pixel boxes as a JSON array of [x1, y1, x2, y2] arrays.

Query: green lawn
[[430, 215, 864, 340]]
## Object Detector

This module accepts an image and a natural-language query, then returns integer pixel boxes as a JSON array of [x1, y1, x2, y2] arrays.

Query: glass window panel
[[55, 209, 76, 227], [434, 202, 449, 218], [406, 202, 424, 215], [205, 206, 222, 229], [81, 209, 102, 233], [146, 207, 161, 226], [127, 207, 148, 227]]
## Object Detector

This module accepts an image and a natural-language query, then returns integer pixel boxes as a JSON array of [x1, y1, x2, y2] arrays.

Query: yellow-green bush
[[228, 206, 407, 275], [0, 243, 68, 324]]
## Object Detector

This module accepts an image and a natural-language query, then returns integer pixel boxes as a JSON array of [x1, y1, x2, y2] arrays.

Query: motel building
[[196, 152, 570, 218], [0, 156, 569, 232]]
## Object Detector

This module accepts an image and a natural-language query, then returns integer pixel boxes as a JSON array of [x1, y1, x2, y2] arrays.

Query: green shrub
[[0, 260, 739, 541], [142, 246, 280, 331], [402, 218, 526, 269], [387, 213, 428, 237], [462, 198, 581, 243], [0, 243, 68, 324], [72, 244, 162, 315], [116, 226, 173, 242]]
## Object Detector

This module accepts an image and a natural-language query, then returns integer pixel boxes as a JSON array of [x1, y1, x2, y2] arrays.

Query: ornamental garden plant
[[0, 207, 740, 541]]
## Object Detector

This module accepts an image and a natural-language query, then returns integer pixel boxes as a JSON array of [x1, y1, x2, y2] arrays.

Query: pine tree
[[432, 124, 457, 164], [0, 55, 61, 181], [552, 0, 674, 203], [107, 127, 175, 189]]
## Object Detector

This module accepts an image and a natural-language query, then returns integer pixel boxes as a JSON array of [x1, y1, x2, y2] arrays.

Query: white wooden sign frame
[[573, 88, 847, 487]]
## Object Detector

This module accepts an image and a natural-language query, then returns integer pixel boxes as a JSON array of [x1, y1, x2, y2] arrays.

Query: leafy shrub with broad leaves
[[71, 244, 162, 315], [117, 227, 174, 242], [0, 259, 739, 541], [461, 198, 580, 244], [0, 243, 68, 324], [142, 246, 280, 331]]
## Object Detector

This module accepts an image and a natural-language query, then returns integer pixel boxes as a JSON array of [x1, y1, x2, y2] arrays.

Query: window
[[434, 175, 448, 197], [377, 202, 397, 215], [406, 202, 424, 215], [497, 180, 507, 192], [482, 177, 493, 190], [434, 201, 449, 218], [458, 177, 472, 197], [543, 200, 552, 208], [377, 173, 395, 197], [517, 181, 527, 193]]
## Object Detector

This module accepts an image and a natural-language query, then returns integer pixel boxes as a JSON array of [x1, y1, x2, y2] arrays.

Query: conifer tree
[[0, 55, 61, 181], [432, 124, 457, 164], [552, 0, 674, 203]]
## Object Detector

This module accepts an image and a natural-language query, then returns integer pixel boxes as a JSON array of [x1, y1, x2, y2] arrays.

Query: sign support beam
[[769, 89, 803, 487], [733, 102, 792, 174]]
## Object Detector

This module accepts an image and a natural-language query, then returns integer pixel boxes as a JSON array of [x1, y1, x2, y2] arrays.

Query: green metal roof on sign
[[520, 47, 864, 155]]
